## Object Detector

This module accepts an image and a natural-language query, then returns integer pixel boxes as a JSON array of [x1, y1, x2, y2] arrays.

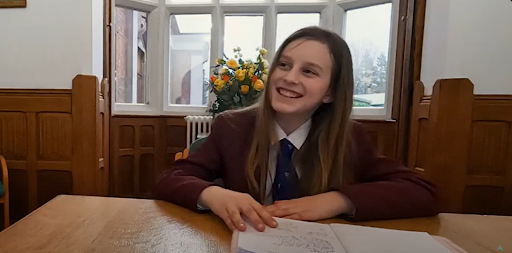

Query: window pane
[[115, 6, 148, 104], [223, 16, 264, 62], [345, 3, 392, 108], [169, 14, 212, 106], [276, 13, 320, 50]]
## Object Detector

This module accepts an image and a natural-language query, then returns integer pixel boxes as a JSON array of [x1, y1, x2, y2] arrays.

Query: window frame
[[111, 0, 401, 119]]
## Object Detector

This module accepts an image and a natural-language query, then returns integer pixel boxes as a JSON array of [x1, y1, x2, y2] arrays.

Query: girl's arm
[[338, 122, 440, 221], [153, 114, 227, 211]]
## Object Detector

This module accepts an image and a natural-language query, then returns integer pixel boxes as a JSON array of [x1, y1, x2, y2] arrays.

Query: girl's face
[[269, 39, 333, 120]]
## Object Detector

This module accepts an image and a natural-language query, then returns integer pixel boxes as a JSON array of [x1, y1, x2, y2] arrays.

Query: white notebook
[[231, 218, 454, 253]]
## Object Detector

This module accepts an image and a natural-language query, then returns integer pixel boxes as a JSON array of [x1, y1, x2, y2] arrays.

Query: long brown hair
[[245, 26, 355, 202]]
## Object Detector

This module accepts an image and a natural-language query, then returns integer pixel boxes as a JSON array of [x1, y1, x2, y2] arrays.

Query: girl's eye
[[303, 69, 317, 76], [278, 62, 290, 68]]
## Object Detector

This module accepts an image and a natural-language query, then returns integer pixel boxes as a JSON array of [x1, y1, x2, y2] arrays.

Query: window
[[168, 14, 212, 107], [276, 13, 320, 50], [223, 15, 264, 61], [345, 3, 392, 110], [114, 6, 148, 104], [112, 0, 399, 118]]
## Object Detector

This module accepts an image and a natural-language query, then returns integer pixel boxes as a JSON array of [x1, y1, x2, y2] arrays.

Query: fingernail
[[272, 221, 278, 227], [257, 224, 264, 231]]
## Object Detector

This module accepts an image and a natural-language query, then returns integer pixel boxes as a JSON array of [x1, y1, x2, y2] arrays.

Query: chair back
[[189, 137, 207, 153], [1, 155, 10, 228]]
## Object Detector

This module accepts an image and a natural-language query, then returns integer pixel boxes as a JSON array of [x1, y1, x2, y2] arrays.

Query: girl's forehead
[[280, 40, 332, 68]]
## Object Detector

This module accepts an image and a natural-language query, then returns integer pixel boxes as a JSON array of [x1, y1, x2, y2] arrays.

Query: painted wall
[[421, 0, 512, 94], [0, 0, 103, 89]]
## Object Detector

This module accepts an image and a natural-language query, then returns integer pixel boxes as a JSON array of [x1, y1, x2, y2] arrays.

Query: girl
[[155, 26, 439, 232]]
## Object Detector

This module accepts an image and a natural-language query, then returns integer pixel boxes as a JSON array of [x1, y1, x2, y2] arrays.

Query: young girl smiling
[[155, 26, 439, 232]]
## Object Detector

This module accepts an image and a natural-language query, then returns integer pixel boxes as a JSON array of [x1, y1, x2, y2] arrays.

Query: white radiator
[[184, 116, 213, 148]]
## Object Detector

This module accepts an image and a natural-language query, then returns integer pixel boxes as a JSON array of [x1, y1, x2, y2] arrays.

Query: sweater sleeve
[[153, 113, 228, 211], [337, 122, 440, 221]]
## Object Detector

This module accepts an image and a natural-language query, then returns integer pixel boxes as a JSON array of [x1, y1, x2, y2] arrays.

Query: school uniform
[[154, 109, 439, 221]]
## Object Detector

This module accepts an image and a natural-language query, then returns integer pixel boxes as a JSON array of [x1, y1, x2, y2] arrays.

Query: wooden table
[[0, 195, 510, 253]]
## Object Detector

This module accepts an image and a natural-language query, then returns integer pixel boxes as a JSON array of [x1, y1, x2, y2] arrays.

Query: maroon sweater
[[155, 109, 439, 221]]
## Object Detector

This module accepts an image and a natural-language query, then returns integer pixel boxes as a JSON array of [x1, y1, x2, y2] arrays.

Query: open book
[[231, 218, 460, 253]]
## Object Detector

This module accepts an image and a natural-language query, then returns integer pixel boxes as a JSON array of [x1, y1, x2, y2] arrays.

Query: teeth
[[278, 88, 301, 98]]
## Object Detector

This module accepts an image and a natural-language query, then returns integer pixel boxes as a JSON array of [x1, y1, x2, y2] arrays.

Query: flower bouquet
[[208, 47, 269, 116]]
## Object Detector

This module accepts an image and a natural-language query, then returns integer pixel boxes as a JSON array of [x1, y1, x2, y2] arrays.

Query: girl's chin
[[271, 102, 302, 114]]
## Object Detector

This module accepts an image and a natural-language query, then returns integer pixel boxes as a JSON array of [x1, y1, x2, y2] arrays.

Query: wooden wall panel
[[0, 89, 73, 222], [468, 122, 509, 176], [111, 118, 161, 198], [358, 120, 398, 159], [110, 115, 397, 199], [408, 79, 512, 215], [0, 75, 110, 226], [0, 113, 27, 161]]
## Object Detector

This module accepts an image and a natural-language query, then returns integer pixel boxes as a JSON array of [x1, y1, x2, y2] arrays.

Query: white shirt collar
[[274, 119, 312, 150]]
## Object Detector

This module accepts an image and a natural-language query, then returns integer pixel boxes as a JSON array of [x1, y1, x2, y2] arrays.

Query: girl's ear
[[322, 90, 333, 103]]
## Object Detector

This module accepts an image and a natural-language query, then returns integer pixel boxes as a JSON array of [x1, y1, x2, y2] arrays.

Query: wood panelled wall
[[0, 75, 109, 224], [110, 117, 187, 198], [408, 79, 512, 216], [109, 117, 398, 199]]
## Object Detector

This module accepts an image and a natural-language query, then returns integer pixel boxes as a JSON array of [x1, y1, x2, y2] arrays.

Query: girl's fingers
[[228, 208, 246, 231], [283, 213, 303, 220], [252, 202, 278, 228], [219, 209, 236, 231], [241, 205, 265, 232]]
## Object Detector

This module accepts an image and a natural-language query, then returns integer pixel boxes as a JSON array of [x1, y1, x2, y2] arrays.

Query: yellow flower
[[220, 67, 228, 75], [259, 48, 267, 55], [248, 67, 255, 77], [253, 79, 264, 91], [235, 69, 246, 81], [261, 73, 268, 82], [214, 79, 225, 90], [263, 68, 268, 74], [215, 58, 222, 65], [240, 85, 249, 94], [226, 59, 239, 69]]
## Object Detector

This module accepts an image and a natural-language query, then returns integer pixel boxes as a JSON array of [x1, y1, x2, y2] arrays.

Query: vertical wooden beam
[[99, 79, 110, 196], [26, 113, 37, 212], [412, 0, 426, 82], [428, 78, 474, 213], [395, 0, 428, 163], [133, 124, 141, 196], [72, 75, 101, 196], [406, 81, 425, 170]]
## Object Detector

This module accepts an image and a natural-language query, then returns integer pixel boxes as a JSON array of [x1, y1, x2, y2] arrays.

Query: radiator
[[184, 116, 213, 148]]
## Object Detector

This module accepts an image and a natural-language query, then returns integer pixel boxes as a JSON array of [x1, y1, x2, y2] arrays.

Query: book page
[[234, 218, 347, 253], [329, 223, 452, 253]]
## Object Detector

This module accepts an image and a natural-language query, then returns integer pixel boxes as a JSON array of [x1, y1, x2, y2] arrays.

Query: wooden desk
[[0, 195, 510, 253]]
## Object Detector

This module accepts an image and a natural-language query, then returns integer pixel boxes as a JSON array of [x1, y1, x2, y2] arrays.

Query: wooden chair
[[0, 155, 9, 229], [174, 137, 206, 161]]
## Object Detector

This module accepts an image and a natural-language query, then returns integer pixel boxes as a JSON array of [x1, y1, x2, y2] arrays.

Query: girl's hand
[[265, 191, 354, 221], [198, 186, 278, 232]]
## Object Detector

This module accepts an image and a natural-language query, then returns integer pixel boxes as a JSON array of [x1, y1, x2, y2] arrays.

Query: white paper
[[329, 223, 453, 253], [235, 218, 347, 253]]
